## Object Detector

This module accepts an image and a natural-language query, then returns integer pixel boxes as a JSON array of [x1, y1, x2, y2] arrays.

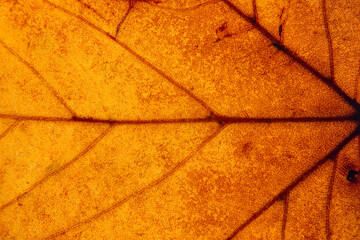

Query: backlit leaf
[[0, 0, 359, 239]]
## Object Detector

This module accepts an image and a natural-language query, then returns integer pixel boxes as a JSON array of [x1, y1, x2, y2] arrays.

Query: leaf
[[0, 0, 359, 239]]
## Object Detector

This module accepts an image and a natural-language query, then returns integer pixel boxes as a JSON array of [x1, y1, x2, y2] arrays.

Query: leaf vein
[[42, 0, 217, 116], [0, 113, 357, 124], [225, 125, 360, 239], [0, 124, 114, 211], [222, 0, 360, 112], [0, 39, 78, 118], [0, 120, 20, 142], [43, 123, 227, 239]]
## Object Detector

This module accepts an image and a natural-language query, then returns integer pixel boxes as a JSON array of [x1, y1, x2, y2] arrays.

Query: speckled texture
[[117, 1, 354, 117], [29, 122, 356, 239], [330, 137, 360, 240], [285, 161, 333, 240], [0, 0, 359, 239], [233, 200, 284, 239]]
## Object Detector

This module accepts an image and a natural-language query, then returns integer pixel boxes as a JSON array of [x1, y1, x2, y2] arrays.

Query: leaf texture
[[0, 0, 359, 239]]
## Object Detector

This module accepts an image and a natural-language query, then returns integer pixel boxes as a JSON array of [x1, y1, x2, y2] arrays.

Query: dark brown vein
[[281, 192, 289, 240], [0, 39, 78, 118], [322, 0, 335, 81], [279, 0, 291, 43], [214, 25, 256, 43], [42, 0, 217, 116], [75, 0, 107, 20], [252, 0, 258, 22], [0, 124, 114, 211], [0, 113, 358, 124], [225, 125, 360, 240], [115, 0, 133, 37], [44, 123, 227, 239], [112, 42, 218, 116], [0, 120, 20, 142], [217, 115, 360, 124], [145, 0, 220, 12], [222, 0, 360, 112], [326, 156, 338, 240]]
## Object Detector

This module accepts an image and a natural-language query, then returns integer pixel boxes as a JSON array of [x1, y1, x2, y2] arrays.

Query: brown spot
[[346, 170, 358, 183], [233, 141, 255, 159], [216, 22, 227, 33], [215, 22, 232, 42], [339, 161, 358, 179], [242, 142, 254, 155]]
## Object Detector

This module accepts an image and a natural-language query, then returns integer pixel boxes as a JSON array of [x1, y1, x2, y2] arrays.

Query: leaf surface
[[0, 0, 359, 239]]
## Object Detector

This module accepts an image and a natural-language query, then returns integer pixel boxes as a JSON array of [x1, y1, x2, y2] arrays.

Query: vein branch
[[75, 0, 106, 21], [144, 0, 221, 12], [221, 0, 360, 112], [326, 155, 338, 240], [281, 192, 289, 240], [322, 0, 335, 81], [0, 39, 79, 118], [225, 125, 360, 239], [42, 0, 217, 117], [115, 0, 133, 38], [43, 123, 227, 239], [252, 0, 258, 22], [0, 124, 114, 211], [0, 120, 20, 142]]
